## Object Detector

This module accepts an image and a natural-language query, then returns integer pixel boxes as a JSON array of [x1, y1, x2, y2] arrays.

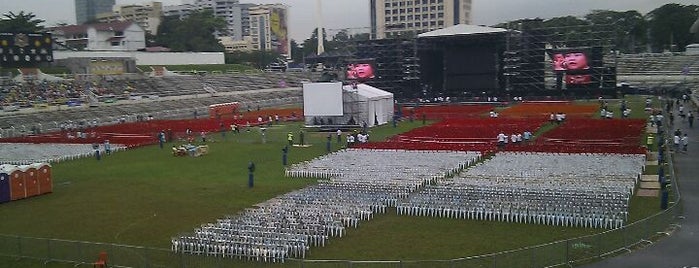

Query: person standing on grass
[[104, 140, 111, 155], [336, 129, 342, 143], [688, 111, 694, 128], [287, 132, 293, 146]]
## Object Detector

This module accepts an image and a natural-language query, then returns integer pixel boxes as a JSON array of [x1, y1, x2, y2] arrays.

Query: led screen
[[346, 62, 376, 81], [551, 51, 590, 71]]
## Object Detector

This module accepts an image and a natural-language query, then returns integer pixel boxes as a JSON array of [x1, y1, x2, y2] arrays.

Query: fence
[[0, 164, 682, 268], [0, 113, 683, 268]]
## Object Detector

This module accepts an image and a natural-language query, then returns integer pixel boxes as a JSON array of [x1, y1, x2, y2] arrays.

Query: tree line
[[1, 3, 697, 67]]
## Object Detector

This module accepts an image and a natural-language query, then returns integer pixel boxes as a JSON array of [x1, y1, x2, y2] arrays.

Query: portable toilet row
[[0, 163, 52, 204]]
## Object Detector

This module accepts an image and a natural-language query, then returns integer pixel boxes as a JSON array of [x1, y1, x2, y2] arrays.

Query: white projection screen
[[302, 82, 344, 116]]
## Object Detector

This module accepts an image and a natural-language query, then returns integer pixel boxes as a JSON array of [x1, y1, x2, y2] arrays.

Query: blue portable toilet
[[0, 166, 12, 203]]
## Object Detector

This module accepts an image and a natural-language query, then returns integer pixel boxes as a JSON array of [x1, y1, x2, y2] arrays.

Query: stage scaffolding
[[501, 20, 619, 96]]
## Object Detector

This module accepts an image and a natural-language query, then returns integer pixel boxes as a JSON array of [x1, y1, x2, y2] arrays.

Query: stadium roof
[[418, 24, 508, 38]]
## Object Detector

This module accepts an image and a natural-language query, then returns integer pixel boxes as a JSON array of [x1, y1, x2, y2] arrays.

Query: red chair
[[93, 251, 108, 268]]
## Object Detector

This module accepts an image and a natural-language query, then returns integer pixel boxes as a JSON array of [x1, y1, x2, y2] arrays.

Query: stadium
[[1, 6, 699, 268]]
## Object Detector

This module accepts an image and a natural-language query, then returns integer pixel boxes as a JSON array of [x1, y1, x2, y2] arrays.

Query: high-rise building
[[96, 2, 163, 34], [248, 4, 290, 57], [161, 1, 287, 52], [162, 0, 243, 41], [75, 0, 116, 24], [195, 0, 243, 41], [370, 0, 472, 39], [162, 3, 197, 19], [240, 3, 256, 37]]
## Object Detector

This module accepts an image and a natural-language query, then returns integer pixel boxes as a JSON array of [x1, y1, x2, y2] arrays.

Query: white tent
[[342, 84, 394, 127]]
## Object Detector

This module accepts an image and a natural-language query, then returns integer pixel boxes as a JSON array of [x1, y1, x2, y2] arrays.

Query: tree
[[289, 39, 304, 64], [0, 11, 45, 33], [332, 29, 350, 42], [155, 10, 226, 52], [302, 28, 329, 56], [351, 33, 370, 41], [646, 4, 699, 52], [225, 50, 282, 69], [585, 10, 647, 53], [542, 16, 592, 48]]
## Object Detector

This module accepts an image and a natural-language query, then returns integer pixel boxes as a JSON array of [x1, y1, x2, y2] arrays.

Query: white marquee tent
[[342, 83, 394, 127], [302, 83, 394, 127]]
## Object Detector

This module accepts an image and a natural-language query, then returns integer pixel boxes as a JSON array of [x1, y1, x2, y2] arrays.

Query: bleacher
[[0, 69, 319, 138], [616, 53, 699, 75]]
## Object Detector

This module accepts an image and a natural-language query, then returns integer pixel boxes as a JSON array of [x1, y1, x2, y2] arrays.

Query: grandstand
[[616, 53, 699, 75], [614, 53, 699, 92], [0, 71, 319, 137]]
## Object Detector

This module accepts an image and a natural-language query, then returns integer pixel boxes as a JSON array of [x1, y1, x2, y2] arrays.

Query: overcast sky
[[1, 0, 696, 41]]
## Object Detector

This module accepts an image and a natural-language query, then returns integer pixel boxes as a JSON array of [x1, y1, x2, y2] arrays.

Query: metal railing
[[0, 102, 683, 268], [0, 162, 682, 268]]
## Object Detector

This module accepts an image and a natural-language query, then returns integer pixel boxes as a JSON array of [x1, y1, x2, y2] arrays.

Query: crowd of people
[[0, 78, 132, 108]]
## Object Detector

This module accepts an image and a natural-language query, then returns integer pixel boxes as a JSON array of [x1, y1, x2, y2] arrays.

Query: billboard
[[270, 7, 289, 56], [0, 33, 53, 67]]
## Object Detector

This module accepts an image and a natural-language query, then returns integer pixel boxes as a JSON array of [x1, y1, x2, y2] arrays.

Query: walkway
[[584, 99, 699, 268]]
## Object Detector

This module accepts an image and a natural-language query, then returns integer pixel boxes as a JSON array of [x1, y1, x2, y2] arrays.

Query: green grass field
[[0, 97, 665, 267]]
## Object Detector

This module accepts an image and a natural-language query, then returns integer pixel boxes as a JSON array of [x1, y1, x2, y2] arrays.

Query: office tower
[[370, 0, 472, 39], [75, 0, 116, 24]]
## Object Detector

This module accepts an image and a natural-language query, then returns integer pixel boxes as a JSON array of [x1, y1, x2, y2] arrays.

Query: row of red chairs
[[499, 103, 599, 117], [0, 116, 302, 147], [401, 104, 495, 120], [508, 118, 647, 154]]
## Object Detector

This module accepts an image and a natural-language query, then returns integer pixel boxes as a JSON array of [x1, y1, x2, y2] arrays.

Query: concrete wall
[[53, 51, 225, 65]]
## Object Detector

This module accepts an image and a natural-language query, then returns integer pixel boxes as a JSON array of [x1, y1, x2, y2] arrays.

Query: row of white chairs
[[0, 142, 126, 164], [398, 152, 643, 229], [175, 148, 485, 262], [174, 179, 406, 262]]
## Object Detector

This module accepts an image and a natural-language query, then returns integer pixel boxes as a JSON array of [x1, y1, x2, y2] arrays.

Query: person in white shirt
[[497, 132, 506, 149], [347, 134, 355, 147], [336, 129, 342, 143], [681, 134, 689, 152], [673, 134, 681, 151]]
